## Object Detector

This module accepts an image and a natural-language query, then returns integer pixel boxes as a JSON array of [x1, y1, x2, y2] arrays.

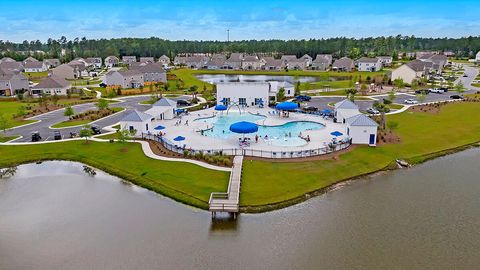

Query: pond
[[195, 74, 349, 84], [1, 149, 480, 269]]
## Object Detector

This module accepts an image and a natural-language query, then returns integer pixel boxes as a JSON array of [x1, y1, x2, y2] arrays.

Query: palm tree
[[373, 101, 389, 130]]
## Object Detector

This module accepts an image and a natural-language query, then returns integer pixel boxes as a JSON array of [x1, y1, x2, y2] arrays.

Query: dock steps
[[209, 156, 243, 216]]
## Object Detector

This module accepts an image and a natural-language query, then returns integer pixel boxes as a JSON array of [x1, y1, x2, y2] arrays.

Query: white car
[[404, 99, 418, 104], [429, 88, 443, 94]]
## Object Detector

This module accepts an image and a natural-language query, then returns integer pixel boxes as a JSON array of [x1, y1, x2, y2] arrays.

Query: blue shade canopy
[[154, 125, 166, 130], [215, 104, 228, 111], [173, 136, 186, 141], [229, 121, 258, 134], [330, 131, 343, 137], [276, 101, 299, 111], [321, 109, 332, 114]]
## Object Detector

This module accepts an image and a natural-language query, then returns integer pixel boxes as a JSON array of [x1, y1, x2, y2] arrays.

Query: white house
[[346, 114, 378, 146], [104, 56, 119, 68], [333, 99, 360, 123], [377, 56, 393, 67], [217, 82, 269, 107], [356, 57, 382, 72], [475, 51, 480, 64], [145, 98, 177, 120], [269, 81, 295, 98], [119, 110, 154, 136]]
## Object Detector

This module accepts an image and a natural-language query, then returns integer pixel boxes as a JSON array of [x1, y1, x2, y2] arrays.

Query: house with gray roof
[[391, 59, 432, 84], [122, 56, 137, 64], [24, 61, 48, 72], [86, 57, 102, 68], [185, 56, 208, 69], [377, 56, 393, 67], [346, 114, 378, 146], [158, 55, 170, 66], [280, 55, 298, 65], [145, 98, 177, 120], [104, 69, 144, 89], [0, 72, 29, 96], [43, 58, 61, 69], [312, 54, 333, 71], [173, 56, 187, 66], [242, 55, 263, 70], [104, 56, 119, 68], [23, 56, 39, 65], [136, 63, 167, 83], [332, 57, 354, 72], [119, 110, 154, 136], [31, 75, 71, 96], [225, 53, 244, 70], [419, 54, 448, 72], [0, 61, 24, 74], [52, 63, 83, 79], [139, 57, 155, 64], [0, 57, 16, 64], [300, 54, 313, 66], [356, 57, 382, 72], [334, 99, 360, 123], [261, 57, 283, 71]]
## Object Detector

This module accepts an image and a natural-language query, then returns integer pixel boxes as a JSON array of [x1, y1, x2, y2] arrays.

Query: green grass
[[0, 141, 229, 209], [50, 107, 124, 128], [69, 79, 102, 86], [0, 102, 37, 128], [240, 102, 480, 208], [389, 103, 405, 110], [0, 135, 20, 143], [95, 132, 121, 140], [472, 83, 480, 88]]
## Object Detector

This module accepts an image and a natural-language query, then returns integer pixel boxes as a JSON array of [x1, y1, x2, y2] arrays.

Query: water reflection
[[209, 214, 239, 233]]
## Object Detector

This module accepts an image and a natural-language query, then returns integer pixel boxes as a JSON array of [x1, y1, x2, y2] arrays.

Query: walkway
[[209, 156, 243, 216]]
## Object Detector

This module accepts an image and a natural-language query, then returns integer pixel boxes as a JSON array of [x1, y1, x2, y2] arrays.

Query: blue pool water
[[195, 112, 324, 147]]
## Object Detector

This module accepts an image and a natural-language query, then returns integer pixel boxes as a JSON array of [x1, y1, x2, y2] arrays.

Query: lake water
[[1, 149, 480, 269], [195, 74, 348, 84]]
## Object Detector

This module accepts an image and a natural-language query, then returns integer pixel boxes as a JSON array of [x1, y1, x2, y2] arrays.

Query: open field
[[0, 141, 229, 209], [240, 101, 480, 209]]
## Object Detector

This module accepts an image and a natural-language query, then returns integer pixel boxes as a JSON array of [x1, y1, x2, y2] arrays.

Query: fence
[[142, 133, 351, 159]]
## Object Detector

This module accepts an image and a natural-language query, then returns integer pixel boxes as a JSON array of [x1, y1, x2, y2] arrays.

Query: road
[[5, 95, 191, 142]]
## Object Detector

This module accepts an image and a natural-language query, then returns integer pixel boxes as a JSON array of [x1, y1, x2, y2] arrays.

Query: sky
[[1, 0, 479, 42]]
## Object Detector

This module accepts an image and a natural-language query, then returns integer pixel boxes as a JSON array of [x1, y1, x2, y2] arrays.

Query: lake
[[195, 74, 349, 84], [1, 149, 480, 269]]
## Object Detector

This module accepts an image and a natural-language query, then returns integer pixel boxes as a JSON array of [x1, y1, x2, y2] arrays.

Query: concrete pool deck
[[152, 107, 348, 153]]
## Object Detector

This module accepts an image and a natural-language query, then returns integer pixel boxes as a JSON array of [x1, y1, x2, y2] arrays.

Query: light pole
[[227, 29, 230, 42]]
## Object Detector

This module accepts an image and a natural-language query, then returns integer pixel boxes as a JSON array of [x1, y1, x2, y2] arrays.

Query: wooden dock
[[209, 156, 243, 217]]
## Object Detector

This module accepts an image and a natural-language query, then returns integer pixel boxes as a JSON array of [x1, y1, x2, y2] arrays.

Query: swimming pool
[[194, 112, 325, 147]]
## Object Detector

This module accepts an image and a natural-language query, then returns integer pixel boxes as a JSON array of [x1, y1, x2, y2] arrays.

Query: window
[[146, 123, 149, 131], [239, 98, 246, 106]]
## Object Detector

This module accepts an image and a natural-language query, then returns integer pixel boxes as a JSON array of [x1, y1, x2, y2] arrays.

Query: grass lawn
[[95, 132, 120, 140], [240, 101, 480, 208], [50, 107, 124, 128], [0, 102, 37, 128], [472, 83, 480, 88], [0, 135, 20, 143], [389, 103, 405, 110], [0, 141, 229, 209]]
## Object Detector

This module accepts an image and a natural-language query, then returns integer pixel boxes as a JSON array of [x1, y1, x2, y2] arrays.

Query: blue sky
[[1, 0, 479, 42]]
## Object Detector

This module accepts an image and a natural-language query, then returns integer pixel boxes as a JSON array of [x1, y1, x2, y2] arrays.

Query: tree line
[[1, 35, 479, 62]]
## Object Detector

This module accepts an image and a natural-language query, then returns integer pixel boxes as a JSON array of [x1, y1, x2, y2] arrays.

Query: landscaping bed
[[51, 107, 124, 128]]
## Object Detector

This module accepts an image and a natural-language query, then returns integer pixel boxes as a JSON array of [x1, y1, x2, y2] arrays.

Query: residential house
[[269, 81, 295, 98], [137, 63, 167, 83], [391, 60, 432, 84], [185, 56, 208, 69], [145, 98, 177, 120], [287, 58, 308, 70], [86, 57, 102, 68], [139, 57, 155, 64], [261, 57, 283, 71], [224, 53, 243, 70], [242, 55, 263, 70], [205, 58, 226, 70], [43, 59, 61, 68], [356, 57, 382, 72], [122, 56, 137, 64], [300, 54, 313, 66], [0, 57, 16, 64], [415, 51, 440, 59], [119, 110, 154, 136], [312, 54, 333, 71], [332, 57, 354, 72], [24, 61, 48, 72], [346, 114, 378, 146], [377, 56, 393, 67], [0, 72, 29, 96], [104, 56, 119, 68], [334, 99, 360, 123], [23, 56, 39, 65], [419, 54, 448, 72], [476, 51, 480, 64], [104, 70, 144, 89], [173, 56, 187, 66], [0, 61, 24, 74], [158, 55, 170, 66], [280, 55, 297, 66], [31, 75, 71, 96], [52, 64, 81, 79]]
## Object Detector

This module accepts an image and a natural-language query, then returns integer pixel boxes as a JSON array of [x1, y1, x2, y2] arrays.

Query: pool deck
[[152, 107, 348, 153]]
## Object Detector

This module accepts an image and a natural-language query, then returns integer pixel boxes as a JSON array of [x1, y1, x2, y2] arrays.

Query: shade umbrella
[[214, 104, 228, 111], [154, 125, 166, 130], [173, 136, 186, 141], [330, 131, 343, 137], [276, 101, 299, 111], [321, 109, 332, 114], [229, 121, 258, 134]]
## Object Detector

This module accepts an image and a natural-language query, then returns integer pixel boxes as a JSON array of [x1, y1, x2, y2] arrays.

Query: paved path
[[209, 155, 243, 214]]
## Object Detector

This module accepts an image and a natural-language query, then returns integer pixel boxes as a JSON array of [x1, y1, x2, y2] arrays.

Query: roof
[[206, 58, 225, 67], [24, 61, 44, 69], [281, 55, 297, 61], [159, 55, 170, 60], [335, 99, 359, 110], [346, 114, 378, 127], [0, 57, 15, 63], [34, 75, 70, 89], [227, 53, 243, 61], [118, 69, 143, 77], [152, 98, 176, 107], [105, 56, 119, 61], [263, 57, 282, 67], [377, 56, 393, 60], [137, 62, 165, 73], [121, 110, 153, 122], [357, 57, 379, 64], [406, 60, 430, 72], [24, 56, 39, 63], [44, 58, 60, 64], [301, 54, 312, 59], [243, 55, 259, 61], [333, 57, 354, 68]]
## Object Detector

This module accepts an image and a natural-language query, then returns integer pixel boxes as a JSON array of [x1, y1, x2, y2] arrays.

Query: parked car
[[463, 74, 468, 77], [429, 88, 443, 94], [176, 100, 191, 106], [439, 87, 449, 92], [404, 99, 418, 104], [366, 108, 380, 114], [450, 95, 463, 100], [91, 125, 101, 135], [31, 131, 42, 142], [294, 95, 311, 102], [53, 131, 62, 140], [303, 106, 318, 111], [99, 83, 107, 88]]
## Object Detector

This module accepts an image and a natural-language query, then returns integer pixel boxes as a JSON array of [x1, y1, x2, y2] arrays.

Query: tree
[[96, 98, 109, 110], [64, 106, 75, 118], [51, 93, 59, 106], [411, 80, 419, 91], [189, 85, 198, 102], [277, 87, 285, 101], [373, 101, 389, 130], [16, 106, 27, 118], [388, 91, 396, 102], [79, 125, 93, 143], [345, 88, 357, 101], [360, 84, 368, 95], [393, 78, 404, 91], [117, 127, 132, 143], [454, 81, 465, 94], [294, 81, 301, 96]]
